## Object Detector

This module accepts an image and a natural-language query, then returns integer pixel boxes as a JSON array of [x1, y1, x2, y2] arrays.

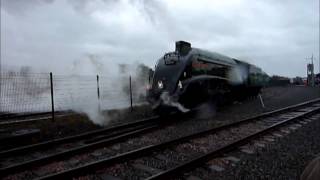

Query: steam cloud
[[228, 64, 249, 85], [0, 56, 150, 125], [160, 92, 189, 113]]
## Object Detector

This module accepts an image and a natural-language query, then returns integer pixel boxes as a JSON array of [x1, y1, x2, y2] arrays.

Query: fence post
[[97, 75, 101, 111], [50, 72, 55, 122], [129, 75, 133, 112]]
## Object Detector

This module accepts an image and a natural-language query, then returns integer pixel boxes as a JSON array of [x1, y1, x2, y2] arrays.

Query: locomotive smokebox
[[175, 41, 191, 56]]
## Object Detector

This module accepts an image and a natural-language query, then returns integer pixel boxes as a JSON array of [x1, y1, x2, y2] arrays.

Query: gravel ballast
[[191, 114, 320, 180]]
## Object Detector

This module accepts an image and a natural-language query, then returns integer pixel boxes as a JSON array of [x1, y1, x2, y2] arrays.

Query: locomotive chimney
[[175, 41, 191, 56]]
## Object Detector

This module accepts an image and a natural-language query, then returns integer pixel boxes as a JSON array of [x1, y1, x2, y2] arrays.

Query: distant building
[[292, 76, 304, 85], [269, 75, 291, 86]]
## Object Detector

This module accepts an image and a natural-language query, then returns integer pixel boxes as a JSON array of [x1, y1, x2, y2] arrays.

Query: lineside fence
[[0, 72, 149, 119]]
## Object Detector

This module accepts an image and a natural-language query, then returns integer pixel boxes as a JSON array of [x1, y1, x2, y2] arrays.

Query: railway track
[[0, 115, 166, 174], [149, 108, 320, 179], [0, 111, 72, 126], [1, 99, 320, 179], [0, 111, 197, 178], [0, 112, 54, 120]]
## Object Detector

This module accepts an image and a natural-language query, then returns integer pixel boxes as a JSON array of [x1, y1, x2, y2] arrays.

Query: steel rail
[[0, 111, 58, 120], [229, 98, 320, 122], [0, 111, 70, 124], [0, 125, 159, 176], [0, 115, 160, 158], [0, 114, 72, 126], [147, 107, 320, 180], [36, 101, 320, 180], [0, 112, 192, 175]]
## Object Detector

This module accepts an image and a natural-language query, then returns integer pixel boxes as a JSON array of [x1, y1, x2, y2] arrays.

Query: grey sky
[[1, 0, 319, 77]]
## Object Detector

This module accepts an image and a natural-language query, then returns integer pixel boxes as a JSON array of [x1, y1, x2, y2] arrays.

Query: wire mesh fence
[[0, 72, 51, 113], [0, 72, 148, 115]]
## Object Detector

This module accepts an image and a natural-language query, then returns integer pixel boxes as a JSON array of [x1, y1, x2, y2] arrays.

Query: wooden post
[[50, 72, 55, 122], [129, 76, 133, 112], [97, 75, 101, 111]]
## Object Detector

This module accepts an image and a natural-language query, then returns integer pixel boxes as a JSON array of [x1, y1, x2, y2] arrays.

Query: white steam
[[58, 56, 150, 125], [228, 64, 248, 85], [160, 92, 189, 113], [53, 74, 105, 125], [0, 55, 150, 126]]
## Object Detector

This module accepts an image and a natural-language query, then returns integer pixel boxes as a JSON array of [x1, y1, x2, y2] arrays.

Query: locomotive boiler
[[147, 41, 269, 112]]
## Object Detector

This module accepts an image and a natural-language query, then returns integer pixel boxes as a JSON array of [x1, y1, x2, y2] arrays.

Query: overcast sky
[[0, 0, 319, 77]]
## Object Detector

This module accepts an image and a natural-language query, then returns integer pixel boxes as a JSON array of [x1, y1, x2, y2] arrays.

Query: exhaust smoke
[[159, 92, 189, 113], [1, 57, 151, 126]]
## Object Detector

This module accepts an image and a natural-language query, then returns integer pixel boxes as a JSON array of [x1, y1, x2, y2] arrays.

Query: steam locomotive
[[147, 41, 269, 112]]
